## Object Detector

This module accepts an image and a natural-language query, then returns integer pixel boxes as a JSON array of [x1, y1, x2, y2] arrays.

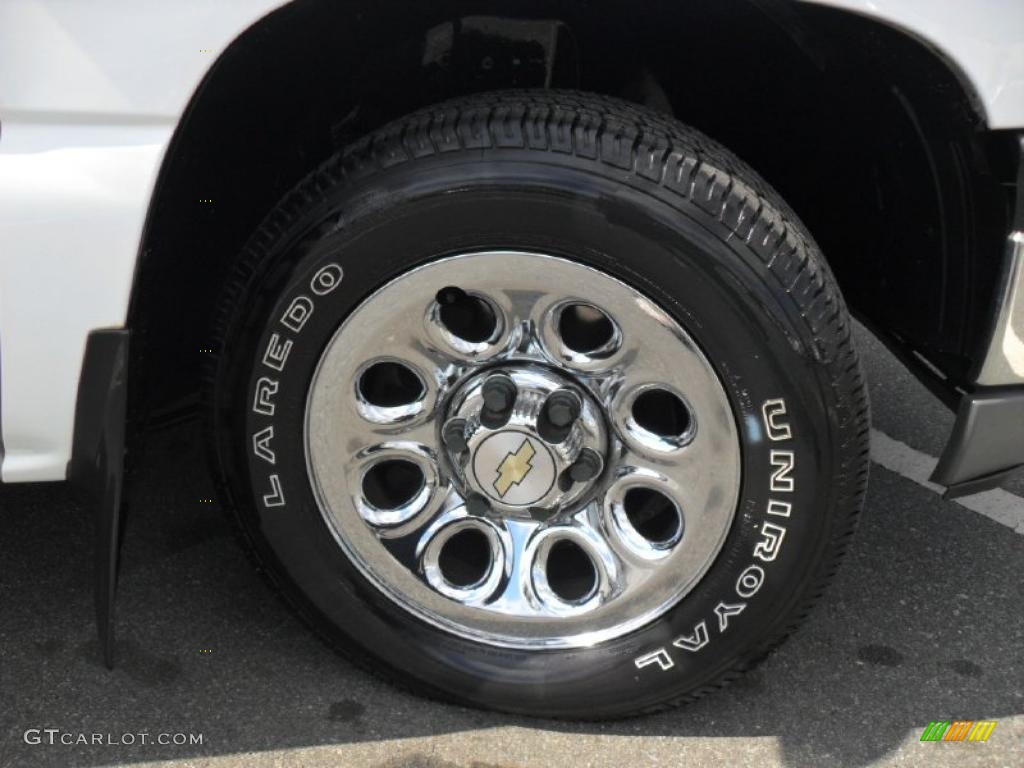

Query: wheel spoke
[[486, 518, 542, 614]]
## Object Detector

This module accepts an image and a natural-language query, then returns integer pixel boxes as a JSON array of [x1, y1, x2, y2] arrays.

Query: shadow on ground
[[1, 412, 1021, 767]]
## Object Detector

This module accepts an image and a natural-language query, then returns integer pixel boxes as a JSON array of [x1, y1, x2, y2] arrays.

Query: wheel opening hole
[[438, 528, 492, 588], [545, 540, 597, 602], [362, 460, 424, 510], [624, 487, 681, 545], [632, 389, 691, 439], [436, 286, 497, 343], [358, 362, 424, 408], [558, 303, 616, 354]]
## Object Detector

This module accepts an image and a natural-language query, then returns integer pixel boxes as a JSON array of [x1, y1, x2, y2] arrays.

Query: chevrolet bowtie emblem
[[493, 437, 537, 498]]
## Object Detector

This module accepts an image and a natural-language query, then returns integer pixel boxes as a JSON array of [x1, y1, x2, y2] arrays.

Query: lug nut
[[480, 374, 517, 428], [482, 374, 516, 411], [544, 390, 581, 428], [443, 418, 469, 453], [538, 389, 581, 443], [569, 448, 603, 483]]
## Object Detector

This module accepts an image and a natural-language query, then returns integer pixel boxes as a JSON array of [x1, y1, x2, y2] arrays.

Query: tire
[[207, 90, 869, 719]]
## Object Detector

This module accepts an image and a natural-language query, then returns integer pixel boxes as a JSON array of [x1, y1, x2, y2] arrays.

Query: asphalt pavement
[[1, 324, 1021, 768]]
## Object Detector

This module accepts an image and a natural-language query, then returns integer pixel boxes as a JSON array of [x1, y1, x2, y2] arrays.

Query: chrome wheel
[[305, 251, 741, 648]]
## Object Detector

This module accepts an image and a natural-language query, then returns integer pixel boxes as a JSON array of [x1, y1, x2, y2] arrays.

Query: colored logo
[[920, 721, 997, 742], [493, 437, 537, 498], [473, 430, 556, 507]]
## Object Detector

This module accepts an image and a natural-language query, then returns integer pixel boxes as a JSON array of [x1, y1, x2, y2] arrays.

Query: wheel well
[[128, 0, 1014, 426]]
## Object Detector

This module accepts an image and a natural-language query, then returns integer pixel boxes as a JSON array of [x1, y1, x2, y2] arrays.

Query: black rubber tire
[[207, 90, 870, 719]]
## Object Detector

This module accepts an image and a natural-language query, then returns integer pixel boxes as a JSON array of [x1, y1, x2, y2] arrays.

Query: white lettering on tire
[[714, 600, 746, 631], [634, 648, 674, 671], [753, 522, 787, 562], [633, 397, 795, 672], [672, 621, 710, 652], [280, 296, 314, 333], [311, 263, 344, 295], [769, 450, 795, 492], [262, 333, 293, 372], [761, 398, 792, 441], [262, 474, 286, 508], [250, 263, 344, 514], [735, 565, 764, 598], [252, 426, 276, 465], [253, 377, 279, 416]]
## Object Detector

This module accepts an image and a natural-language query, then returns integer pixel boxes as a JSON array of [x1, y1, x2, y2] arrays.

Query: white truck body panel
[[0, 0, 283, 481], [0, 0, 1021, 481]]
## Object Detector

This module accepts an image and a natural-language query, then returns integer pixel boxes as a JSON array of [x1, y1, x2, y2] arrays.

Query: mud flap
[[931, 386, 1024, 499], [68, 329, 129, 669]]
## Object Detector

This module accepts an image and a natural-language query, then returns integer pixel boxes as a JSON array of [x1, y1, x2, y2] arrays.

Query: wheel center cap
[[444, 365, 609, 518], [472, 431, 557, 507]]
